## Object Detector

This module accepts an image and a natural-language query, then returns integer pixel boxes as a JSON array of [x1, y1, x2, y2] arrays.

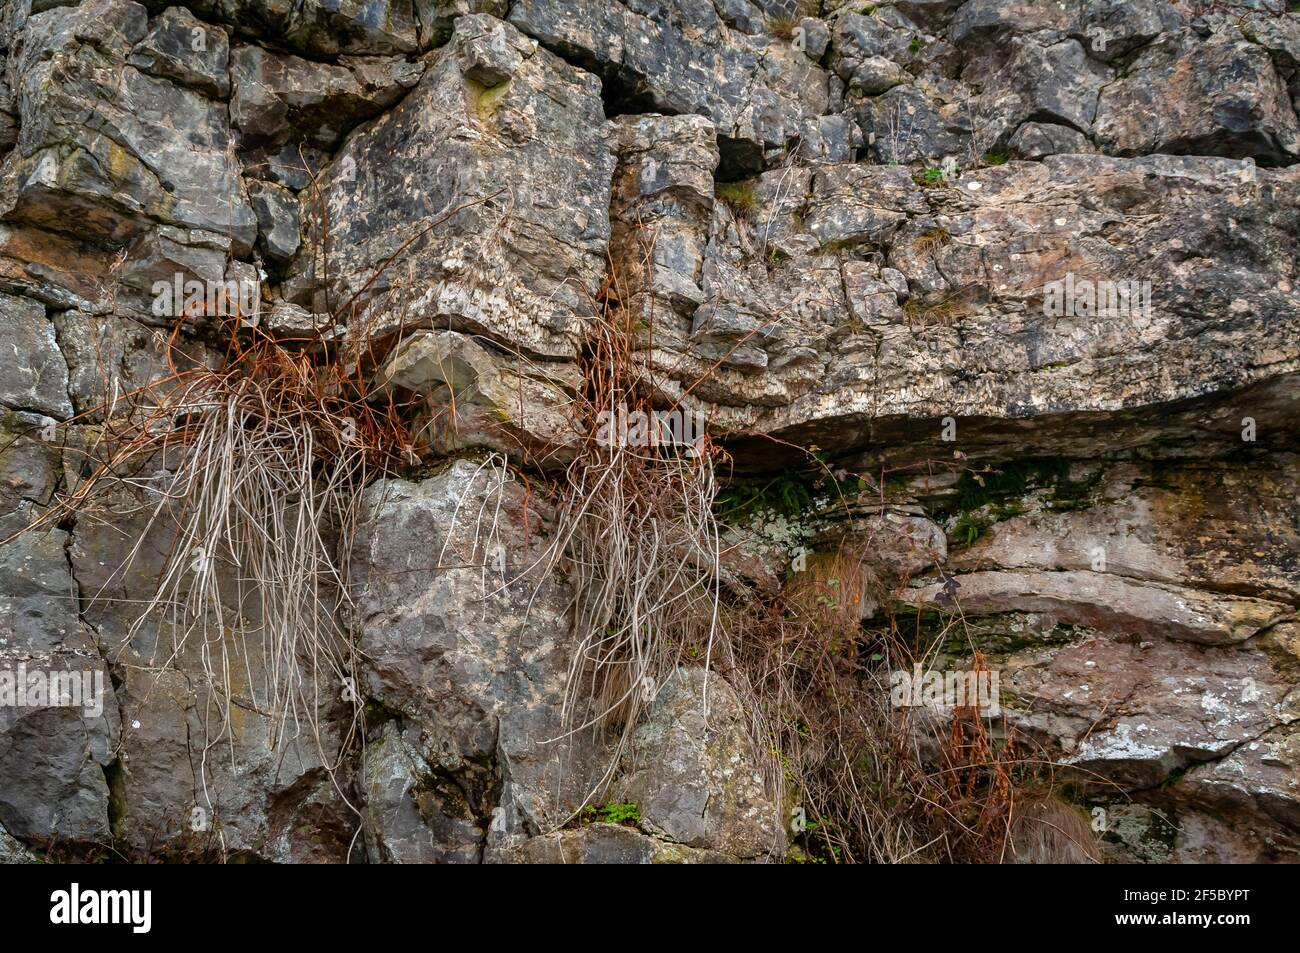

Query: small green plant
[[913, 166, 946, 187], [715, 470, 815, 524], [589, 802, 642, 825], [716, 180, 760, 219], [982, 150, 1010, 166], [951, 511, 990, 547], [956, 457, 1070, 511], [908, 36, 922, 53], [958, 459, 1060, 510]]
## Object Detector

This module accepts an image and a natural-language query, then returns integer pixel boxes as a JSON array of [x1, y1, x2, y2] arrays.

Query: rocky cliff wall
[[0, 0, 1297, 864]]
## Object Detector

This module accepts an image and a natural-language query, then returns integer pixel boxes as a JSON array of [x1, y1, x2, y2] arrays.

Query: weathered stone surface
[[949, 461, 1300, 604], [247, 179, 301, 265], [127, 5, 231, 99], [950, 0, 1078, 49], [231, 44, 423, 156], [607, 111, 722, 401], [65, 452, 347, 858], [648, 154, 1300, 456], [52, 310, 215, 418], [817, 509, 946, 581], [0, 0, 1297, 865], [351, 460, 598, 860], [906, 569, 1287, 646], [0, 61, 14, 155], [893, 0, 964, 31], [416, 1, 510, 48], [616, 668, 784, 859], [829, 10, 916, 96], [508, 0, 830, 175], [1080, 0, 1184, 62], [884, 450, 1300, 862], [375, 329, 582, 464], [0, 413, 118, 847], [1009, 121, 1095, 160], [0, 823, 34, 862], [971, 37, 1112, 150], [857, 84, 974, 165], [1095, 32, 1300, 165], [285, 15, 614, 361], [175, 0, 422, 57], [361, 719, 481, 863], [2, 0, 256, 257], [0, 292, 70, 418], [989, 621, 1300, 862], [506, 822, 735, 863]]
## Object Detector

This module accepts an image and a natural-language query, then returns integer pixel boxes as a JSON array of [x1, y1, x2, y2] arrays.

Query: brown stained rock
[[904, 569, 1287, 646], [1095, 32, 1300, 166]]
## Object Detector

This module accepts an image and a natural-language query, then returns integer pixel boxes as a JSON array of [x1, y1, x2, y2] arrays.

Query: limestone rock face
[[350, 461, 594, 860], [0, 0, 1298, 864], [616, 669, 785, 860], [63, 455, 349, 859], [284, 14, 615, 361], [0, 292, 71, 418], [631, 153, 1300, 450], [508, 0, 831, 176], [0, 415, 117, 846], [1095, 32, 1300, 165], [888, 458, 1300, 862]]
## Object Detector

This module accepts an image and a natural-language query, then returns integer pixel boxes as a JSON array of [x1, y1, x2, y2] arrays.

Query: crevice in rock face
[[716, 136, 768, 181], [598, 68, 675, 119], [1021, 108, 1092, 139], [58, 493, 130, 850], [102, 755, 126, 840]]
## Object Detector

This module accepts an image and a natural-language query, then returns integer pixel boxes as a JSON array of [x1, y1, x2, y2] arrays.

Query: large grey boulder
[[350, 460, 598, 860], [616, 668, 785, 860]]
